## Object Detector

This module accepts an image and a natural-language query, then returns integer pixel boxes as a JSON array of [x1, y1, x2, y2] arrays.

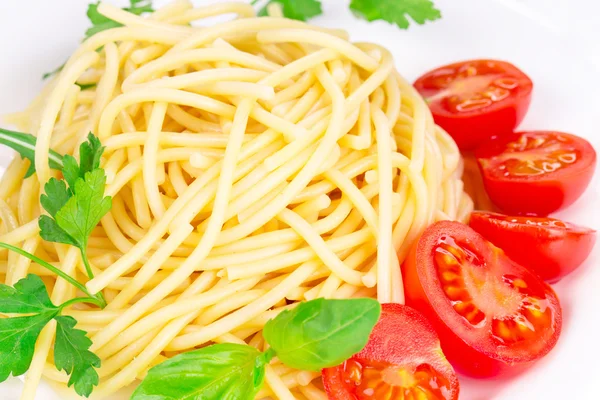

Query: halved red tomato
[[476, 131, 596, 215], [414, 59, 533, 150], [322, 304, 459, 400], [403, 221, 562, 377], [469, 211, 596, 283]]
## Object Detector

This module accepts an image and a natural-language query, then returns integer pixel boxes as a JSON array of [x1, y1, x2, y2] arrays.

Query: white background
[[0, 0, 599, 399]]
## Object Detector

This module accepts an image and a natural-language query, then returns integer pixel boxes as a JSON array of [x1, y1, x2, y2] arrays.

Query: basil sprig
[[132, 298, 381, 399]]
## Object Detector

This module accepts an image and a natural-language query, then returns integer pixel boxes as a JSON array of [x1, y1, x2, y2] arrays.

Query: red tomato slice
[[403, 221, 562, 377], [414, 59, 533, 150], [469, 211, 596, 283], [476, 131, 597, 215], [322, 304, 459, 400]]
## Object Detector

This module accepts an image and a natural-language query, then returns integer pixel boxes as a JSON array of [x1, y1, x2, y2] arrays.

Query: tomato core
[[340, 358, 454, 400]]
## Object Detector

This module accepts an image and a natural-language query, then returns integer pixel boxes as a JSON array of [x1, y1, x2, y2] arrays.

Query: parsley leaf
[[85, 0, 154, 39], [0, 129, 64, 178], [39, 169, 112, 275], [42, 63, 65, 80], [0, 275, 102, 396], [76, 83, 97, 91], [75, 134, 104, 183], [0, 131, 109, 396], [61, 133, 104, 193], [43, 69, 96, 88], [40, 179, 71, 218], [85, 2, 122, 38], [349, 0, 441, 29], [38, 215, 79, 248], [257, 0, 323, 21], [44, 1, 154, 79], [39, 133, 112, 280], [0, 311, 59, 382], [54, 169, 112, 249], [0, 274, 58, 314], [54, 316, 101, 397]]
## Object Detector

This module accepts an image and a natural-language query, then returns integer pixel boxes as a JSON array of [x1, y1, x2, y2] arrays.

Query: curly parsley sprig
[[252, 0, 441, 28], [43, 0, 155, 80], [0, 133, 111, 397]]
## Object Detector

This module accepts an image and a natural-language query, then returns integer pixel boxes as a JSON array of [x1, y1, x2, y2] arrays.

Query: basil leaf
[[263, 298, 381, 371], [132, 343, 266, 400]]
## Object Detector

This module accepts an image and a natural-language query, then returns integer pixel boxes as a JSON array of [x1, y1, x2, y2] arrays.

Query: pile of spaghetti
[[1, 1, 472, 398]]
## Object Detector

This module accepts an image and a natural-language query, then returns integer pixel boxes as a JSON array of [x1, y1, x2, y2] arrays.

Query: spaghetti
[[1, 1, 473, 398]]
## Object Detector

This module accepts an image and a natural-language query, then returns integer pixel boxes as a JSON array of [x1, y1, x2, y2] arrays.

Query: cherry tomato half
[[476, 131, 597, 215], [322, 304, 459, 400], [414, 59, 533, 150], [403, 221, 562, 377], [469, 211, 596, 283]]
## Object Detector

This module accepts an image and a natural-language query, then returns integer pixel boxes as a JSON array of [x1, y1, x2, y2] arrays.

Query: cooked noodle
[[1, 1, 473, 398]]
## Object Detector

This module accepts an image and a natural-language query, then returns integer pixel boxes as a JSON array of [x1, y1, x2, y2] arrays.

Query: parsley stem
[[79, 247, 107, 306], [0, 242, 104, 307], [80, 248, 95, 280], [59, 296, 104, 310]]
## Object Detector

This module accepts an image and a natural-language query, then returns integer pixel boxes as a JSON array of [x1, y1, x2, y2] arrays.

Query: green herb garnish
[[253, 0, 441, 28], [132, 344, 267, 400], [39, 133, 112, 281], [0, 279, 60, 381], [54, 315, 102, 396], [43, 0, 154, 80], [132, 298, 381, 400], [42, 64, 65, 80], [256, 0, 323, 21], [0, 134, 110, 397], [0, 274, 102, 396], [263, 297, 380, 371], [76, 82, 97, 90], [350, 0, 442, 29], [0, 128, 64, 178], [85, 0, 154, 39]]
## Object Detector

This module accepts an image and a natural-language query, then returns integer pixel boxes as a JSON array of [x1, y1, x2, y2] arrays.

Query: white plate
[[1, 0, 599, 399]]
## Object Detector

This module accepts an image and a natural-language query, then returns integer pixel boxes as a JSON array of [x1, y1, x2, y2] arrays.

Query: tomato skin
[[414, 59, 533, 150], [469, 211, 596, 283], [403, 221, 562, 377], [322, 304, 459, 400], [476, 131, 597, 215]]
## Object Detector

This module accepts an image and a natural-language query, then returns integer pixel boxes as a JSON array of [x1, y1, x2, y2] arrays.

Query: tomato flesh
[[322, 304, 459, 400], [469, 211, 597, 282], [477, 131, 597, 215], [414, 59, 533, 150], [339, 359, 451, 399], [403, 221, 562, 377], [480, 131, 583, 177]]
